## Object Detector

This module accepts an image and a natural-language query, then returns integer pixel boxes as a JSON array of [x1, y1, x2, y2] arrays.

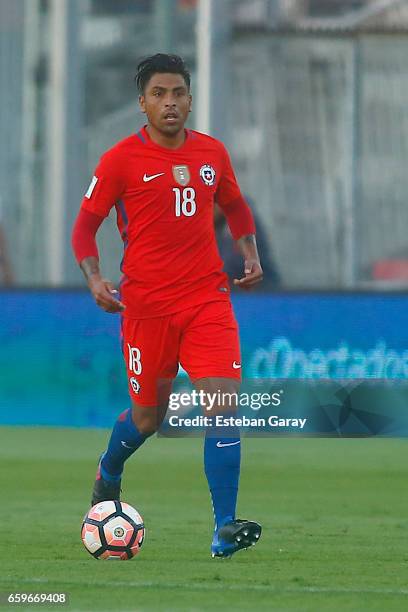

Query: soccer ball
[[81, 500, 145, 560]]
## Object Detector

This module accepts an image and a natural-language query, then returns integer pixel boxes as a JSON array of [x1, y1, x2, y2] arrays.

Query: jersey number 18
[[173, 187, 196, 217]]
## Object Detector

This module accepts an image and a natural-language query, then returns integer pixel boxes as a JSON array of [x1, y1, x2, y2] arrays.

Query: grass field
[[1, 427, 408, 611]]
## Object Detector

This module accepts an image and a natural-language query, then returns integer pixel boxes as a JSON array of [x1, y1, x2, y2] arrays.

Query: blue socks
[[100, 408, 241, 532], [100, 408, 148, 481], [204, 426, 241, 530]]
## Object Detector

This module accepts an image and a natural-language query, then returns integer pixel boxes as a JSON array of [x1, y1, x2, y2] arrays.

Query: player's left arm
[[233, 233, 263, 289], [215, 145, 263, 289]]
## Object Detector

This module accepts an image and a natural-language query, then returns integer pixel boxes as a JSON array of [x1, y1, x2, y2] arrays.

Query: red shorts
[[121, 300, 241, 406]]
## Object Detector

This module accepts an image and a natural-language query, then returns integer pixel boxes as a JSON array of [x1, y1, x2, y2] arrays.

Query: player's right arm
[[71, 151, 126, 314]]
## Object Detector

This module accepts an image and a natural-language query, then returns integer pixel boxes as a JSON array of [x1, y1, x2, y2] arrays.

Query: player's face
[[139, 73, 192, 136]]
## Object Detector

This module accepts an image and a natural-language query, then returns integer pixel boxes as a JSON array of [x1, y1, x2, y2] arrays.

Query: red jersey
[[81, 126, 244, 319]]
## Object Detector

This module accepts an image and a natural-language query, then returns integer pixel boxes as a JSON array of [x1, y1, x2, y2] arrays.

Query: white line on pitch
[[1, 577, 408, 597]]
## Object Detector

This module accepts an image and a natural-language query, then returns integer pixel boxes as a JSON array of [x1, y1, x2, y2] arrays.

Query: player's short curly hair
[[135, 53, 191, 94]]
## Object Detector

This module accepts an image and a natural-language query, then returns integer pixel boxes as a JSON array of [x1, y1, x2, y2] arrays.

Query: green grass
[[1, 427, 408, 611]]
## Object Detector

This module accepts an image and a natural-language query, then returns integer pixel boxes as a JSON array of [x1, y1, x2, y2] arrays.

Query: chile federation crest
[[200, 164, 216, 186]]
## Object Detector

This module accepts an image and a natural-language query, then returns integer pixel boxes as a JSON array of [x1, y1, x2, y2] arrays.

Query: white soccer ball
[[81, 500, 145, 560]]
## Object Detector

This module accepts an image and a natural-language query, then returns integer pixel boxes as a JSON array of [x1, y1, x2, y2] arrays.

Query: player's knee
[[195, 377, 240, 415], [130, 405, 161, 436], [137, 424, 157, 437]]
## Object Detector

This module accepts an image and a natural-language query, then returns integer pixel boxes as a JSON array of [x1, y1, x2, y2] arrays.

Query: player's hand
[[233, 259, 263, 290], [88, 276, 126, 313]]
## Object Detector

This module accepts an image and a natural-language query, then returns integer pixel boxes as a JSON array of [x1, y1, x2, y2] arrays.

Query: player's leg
[[196, 376, 261, 557], [98, 401, 168, 478], [94, 396, 171, 505], [197, 375, 241, 531], [93, 402, 169, 505], [179, 301, 242, 528], [180, 300, 261, 556], [100, 381, 172, 479], [92, 316, 178, 505]]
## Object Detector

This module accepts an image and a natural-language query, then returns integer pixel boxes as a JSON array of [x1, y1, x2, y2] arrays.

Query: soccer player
[[72, 54, 263, 558]]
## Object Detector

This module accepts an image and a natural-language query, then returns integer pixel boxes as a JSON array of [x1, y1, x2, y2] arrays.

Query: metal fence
[[0, 0, 25, 281], [230, 32, 408, 287], [82, 32, 408, 288], [3, 1, 408, 288]]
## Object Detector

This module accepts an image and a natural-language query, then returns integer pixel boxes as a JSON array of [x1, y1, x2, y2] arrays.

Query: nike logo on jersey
[[216, 440, 241, 448], [232, 361, 242, 369], [143, 172, 165, 182]]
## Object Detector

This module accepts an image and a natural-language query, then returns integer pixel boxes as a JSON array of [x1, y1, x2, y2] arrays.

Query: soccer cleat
[[211, 519, 262, 558], [91, 455, 122, 506]]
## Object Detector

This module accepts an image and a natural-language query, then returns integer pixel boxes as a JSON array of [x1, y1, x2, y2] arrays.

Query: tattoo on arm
[[236, 234, 260, 261], [80, 256, 101, 282]]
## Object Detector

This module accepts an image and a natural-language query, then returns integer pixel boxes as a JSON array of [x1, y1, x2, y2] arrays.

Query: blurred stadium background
[[2, 0, 408, 425], [3, 0, 408, 288]]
